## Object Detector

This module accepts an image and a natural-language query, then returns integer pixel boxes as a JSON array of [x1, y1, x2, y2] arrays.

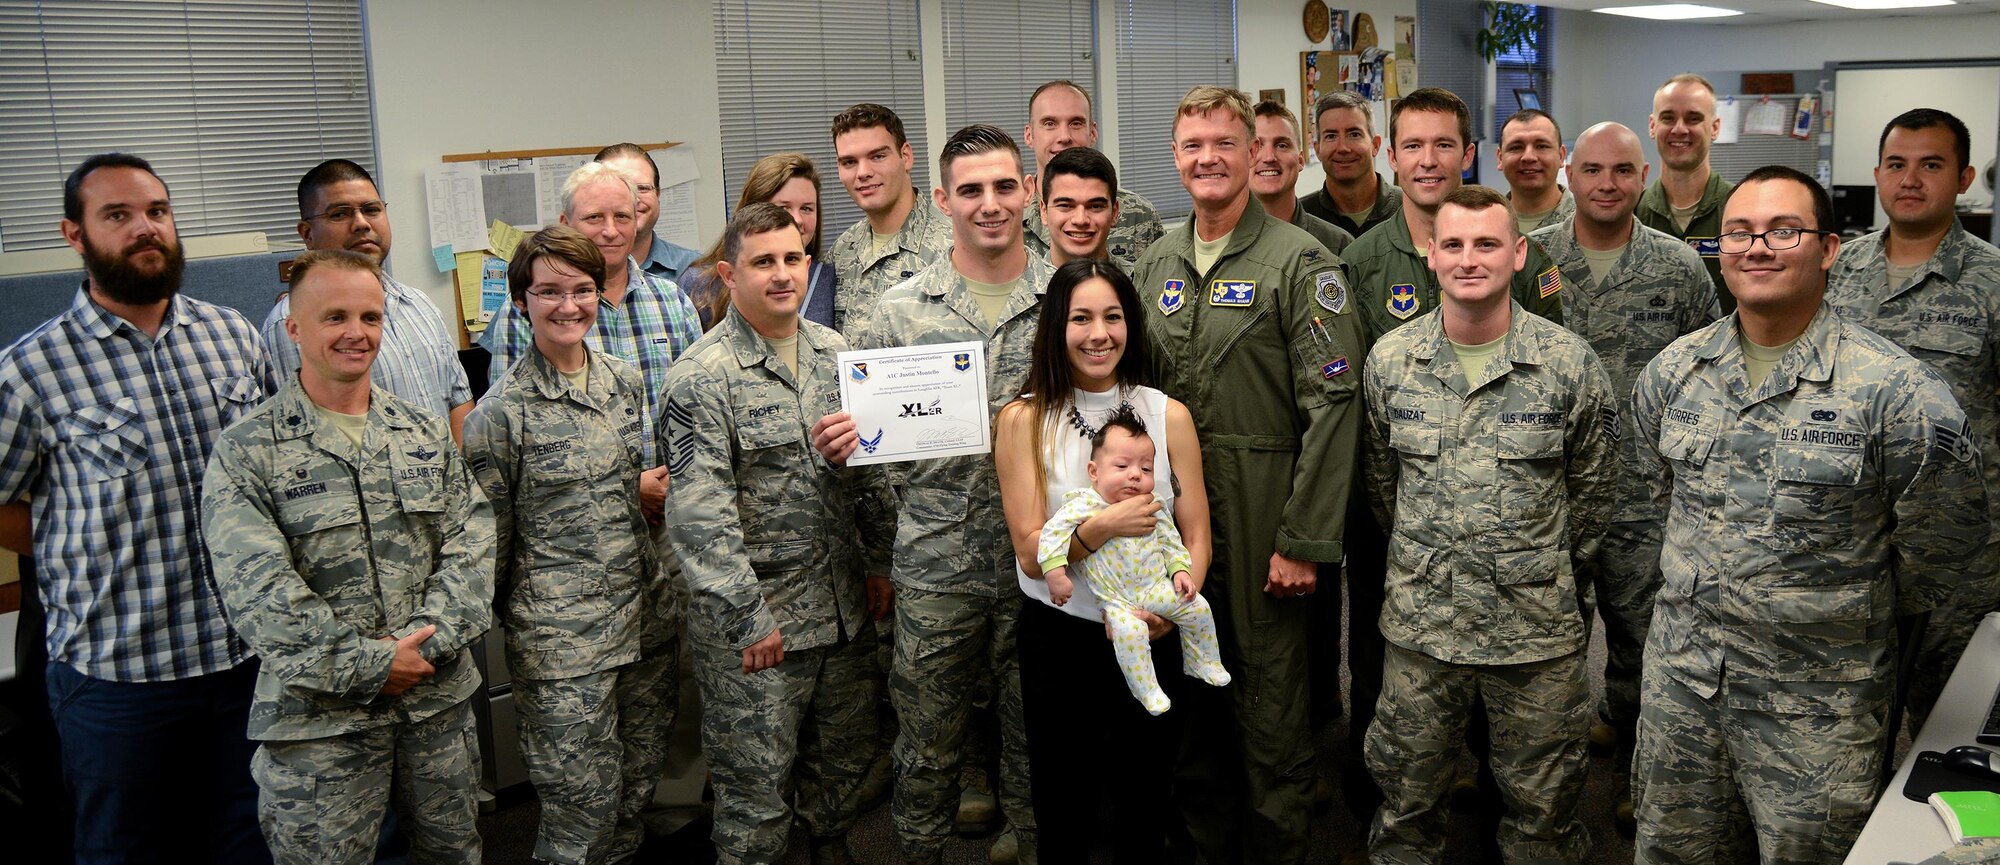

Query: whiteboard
[[1832, 65, 2000, 227]]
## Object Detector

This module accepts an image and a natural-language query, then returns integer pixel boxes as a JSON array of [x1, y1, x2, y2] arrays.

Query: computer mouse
[[1943, 745, 2000, 781]]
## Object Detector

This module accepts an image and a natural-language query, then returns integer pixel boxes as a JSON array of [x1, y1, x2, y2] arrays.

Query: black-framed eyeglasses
[[1717, 228, 1833, 254], [305, 201, 388, 225], [527, 287, 601, 305]]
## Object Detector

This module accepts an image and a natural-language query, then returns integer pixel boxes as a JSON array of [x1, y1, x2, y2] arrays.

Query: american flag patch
[[1538, 266, 1562, 299]]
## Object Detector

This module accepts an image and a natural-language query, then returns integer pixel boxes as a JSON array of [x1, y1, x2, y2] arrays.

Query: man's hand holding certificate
[[836, 341, 991, 466]]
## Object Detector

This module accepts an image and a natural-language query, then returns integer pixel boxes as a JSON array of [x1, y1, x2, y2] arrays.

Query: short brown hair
[[1255, 99, 1302, 143], [831, 103, 909, 149], [938, 124, 1024, 187], [1175, 86, 1255, 137], [1391, 87, 1474, 150], [508, 224, 606, 304], [1500, 109, 1561, 146], [721, 202, 801, 266], [1438, 184, 1517, 237], [1314, 90, 1373, 134], [288, 248, 382, 297]]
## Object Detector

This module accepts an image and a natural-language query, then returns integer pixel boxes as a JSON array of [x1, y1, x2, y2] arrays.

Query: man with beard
[[0, 152, 279, 863], [1637, 74, 1735, 310]]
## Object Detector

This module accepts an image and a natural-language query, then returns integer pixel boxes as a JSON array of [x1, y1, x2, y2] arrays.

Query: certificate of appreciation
[[836, 341, 991, 466]]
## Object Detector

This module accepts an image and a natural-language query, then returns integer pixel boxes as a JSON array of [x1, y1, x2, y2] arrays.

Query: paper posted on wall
[[1715, 97, 1742, 145], [648, 146, 702, 250], [1744, 99, 1791, 136]]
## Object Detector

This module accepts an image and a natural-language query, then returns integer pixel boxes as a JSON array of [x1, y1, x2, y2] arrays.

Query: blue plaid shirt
[[480, 257, 702, 465], [261, 275, 472, 420], [638, 233, 702, 286], [0, 288, 279, 682]]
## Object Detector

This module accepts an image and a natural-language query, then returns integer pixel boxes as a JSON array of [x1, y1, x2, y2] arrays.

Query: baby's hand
[[1172, 570, 1197, 601], [1047, 567, 1074, 606]]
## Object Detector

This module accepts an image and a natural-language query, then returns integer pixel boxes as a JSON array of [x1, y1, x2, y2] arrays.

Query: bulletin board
[[1301, 49, 1392, 165], [428, 141, 687, 347]]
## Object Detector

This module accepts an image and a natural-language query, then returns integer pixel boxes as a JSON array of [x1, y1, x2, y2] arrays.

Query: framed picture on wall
[[1515, 88, 1542, 110]]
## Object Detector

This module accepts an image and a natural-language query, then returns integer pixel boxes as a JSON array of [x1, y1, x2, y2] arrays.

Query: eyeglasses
[[1717, 228, 1833, 254], [528, 287, 601, 305], [305, 201, 388, 225]]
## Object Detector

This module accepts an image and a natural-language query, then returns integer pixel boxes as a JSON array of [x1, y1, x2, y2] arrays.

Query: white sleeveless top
[[1016, 384, 1176, 621]]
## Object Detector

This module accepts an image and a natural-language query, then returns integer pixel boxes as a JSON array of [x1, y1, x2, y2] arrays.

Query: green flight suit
[[1301, 172, 1403, 239], [1286, 202, 1355, 257], [1344, 205, 1566, 343], [1133, 196, 1367, 864], [1636, 169, 1734, 313]]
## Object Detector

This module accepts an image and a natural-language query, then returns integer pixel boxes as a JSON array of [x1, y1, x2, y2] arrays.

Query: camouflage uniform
[[199, 380, 495, 865], [828, 189, 954, 340], [1920, 839, 2000, 864], [1024, 186, 1166, 272], [1345, 206, 1567, 343], [1300, 173, 1404, 239], [462, 347, 672, 865], [1636, 170, 1734, 312], [663, 308, 897, 864], [1133, 197, 1365, 863], [1512, 188, 1577, 234], [1828, 220, 2000, 733], [1360, 301, 1616, 865], [855, 254, 1052, 863], [1630, 304, 1989, 865], [1532, 218, 1719, 743]]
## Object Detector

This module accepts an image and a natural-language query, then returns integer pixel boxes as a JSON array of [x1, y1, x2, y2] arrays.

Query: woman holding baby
[[994, 257, 1220, 863]]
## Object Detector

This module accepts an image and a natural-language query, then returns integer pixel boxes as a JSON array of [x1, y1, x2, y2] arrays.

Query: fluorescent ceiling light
[[1594, 4, 1745, 19], [1806, 0, 1953, 8]]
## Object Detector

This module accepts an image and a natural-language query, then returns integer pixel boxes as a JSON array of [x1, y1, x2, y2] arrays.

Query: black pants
[[1019, 599, 1190, 864], [1333, 493, 1391, 823]]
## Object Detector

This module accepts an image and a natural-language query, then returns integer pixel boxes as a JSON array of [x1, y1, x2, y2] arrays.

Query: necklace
[[1066, 392, 1132, 439]]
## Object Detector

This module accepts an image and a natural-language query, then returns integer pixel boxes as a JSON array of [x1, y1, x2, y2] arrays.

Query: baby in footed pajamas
[[1038, 409, 1231, 715]]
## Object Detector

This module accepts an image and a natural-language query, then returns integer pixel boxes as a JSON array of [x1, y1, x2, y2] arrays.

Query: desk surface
[[1845, 612, 2000, 864]]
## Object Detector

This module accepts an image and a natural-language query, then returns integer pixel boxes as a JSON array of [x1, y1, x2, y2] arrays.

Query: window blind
[[940, 0, 1096, 147], [1416, 0, 1486, 147], [714, 0, 931, 245], [1113, 0, 1235, 223], [0, 0, 374, 252]]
